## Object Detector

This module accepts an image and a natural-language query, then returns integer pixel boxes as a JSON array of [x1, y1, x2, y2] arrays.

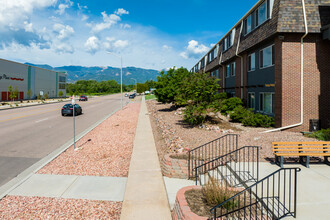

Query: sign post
[[72, 95, 76, 150]]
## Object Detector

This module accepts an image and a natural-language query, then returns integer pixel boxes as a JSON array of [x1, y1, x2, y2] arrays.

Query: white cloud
[[126, 72, 132, 76], [163, 45, 172, 50], [53, 23, 74, 40], [77, 3, 88, 10], [53, 42, 74, 53], [180, 40, 209, 59], [82, 14, 89, 21], [115, 8, 129, 15], [113, 40, 128, 48], [121, 24, 131, 29], [57, 4, 69, 15], [24, 21, 34, 32], [84, 36, 100, 53], [0, 0, 57, 29]]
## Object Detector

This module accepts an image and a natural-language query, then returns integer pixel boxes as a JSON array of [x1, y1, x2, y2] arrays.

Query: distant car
[[79, 95, 88, 101], [61, 104, 82, 116], [125, 93, 128, 97], [129, 94, 135, 99]]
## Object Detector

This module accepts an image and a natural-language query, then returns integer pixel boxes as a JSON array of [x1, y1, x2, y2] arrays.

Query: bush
[[44, 93, 48, 99], [220, 97, 243, 114], [308, 129, 330, 141], [184, 105, 207, 125], [242, 113, 274, 127], [229, 106, 252, 122]]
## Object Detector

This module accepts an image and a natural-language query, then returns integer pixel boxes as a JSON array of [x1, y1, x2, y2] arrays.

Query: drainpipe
[[263, 0, 308, 133], [236, 21, 244, 99], [219, 52, 225, 90]]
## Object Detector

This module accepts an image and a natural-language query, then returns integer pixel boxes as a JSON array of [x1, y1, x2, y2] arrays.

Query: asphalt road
[[0, 94, 128, 187]]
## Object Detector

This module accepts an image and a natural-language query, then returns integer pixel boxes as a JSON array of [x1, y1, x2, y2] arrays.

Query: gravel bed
[[146, 100, 317, 162], [0, 196, 121, 219], [38, 102, 140, 177]]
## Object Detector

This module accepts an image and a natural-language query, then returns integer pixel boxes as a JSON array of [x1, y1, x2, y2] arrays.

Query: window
[[230, 62, 236, 76], [244, 15, 252, 34], [215, 69, 219, 79], [257, 1, 267, 26], [259, 92, 274, 114], [226, 64, 230, 77], [59, 76, 66, 82], [223, 38, 228, 51], [247, 92, 255, 109], [59, 83, 66, 89], [248, 53, 256, 71], [260, 45, 274, 68]]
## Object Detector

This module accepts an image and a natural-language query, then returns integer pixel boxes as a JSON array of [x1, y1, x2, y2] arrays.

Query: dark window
[[59, 83, 66, 89]]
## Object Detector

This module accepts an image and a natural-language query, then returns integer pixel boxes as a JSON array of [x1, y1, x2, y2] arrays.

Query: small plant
[[242, 112, 274, 127], [308, 128, 330, 141], [37, 94, 41, 100], [44, 93, 48, 100], [58, 91, 63, 97], [15, 102, 18, 107], [220, 97, 243, 114], [229, 106, 252, 122], [184, 104, 207, 125], [202, 177, 237, 208]]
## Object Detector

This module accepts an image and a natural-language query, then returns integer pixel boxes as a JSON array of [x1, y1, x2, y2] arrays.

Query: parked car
[[129, 94, 135, 99], [125, 93, 128, 97], [61, 104, 82, 116], [79, 95, 88, 101]]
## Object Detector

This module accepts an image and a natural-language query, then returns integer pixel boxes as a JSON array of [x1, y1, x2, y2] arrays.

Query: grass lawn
[[145, 94, 156, 100]]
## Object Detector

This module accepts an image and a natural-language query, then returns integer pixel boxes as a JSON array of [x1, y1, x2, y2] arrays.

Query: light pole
[[107, 51, 123, 109], [131, 78, 137, 93]]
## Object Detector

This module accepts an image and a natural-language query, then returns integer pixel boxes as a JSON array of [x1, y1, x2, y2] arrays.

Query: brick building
[[192, 0, 330, 132]]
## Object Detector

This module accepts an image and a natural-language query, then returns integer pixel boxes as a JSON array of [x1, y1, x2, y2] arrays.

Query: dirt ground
[[146, 100, 317, 163]]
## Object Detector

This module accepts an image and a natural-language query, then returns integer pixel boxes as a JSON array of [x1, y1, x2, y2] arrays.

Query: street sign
[[72, 95, 75, 104], [40, 91, 43, 96]]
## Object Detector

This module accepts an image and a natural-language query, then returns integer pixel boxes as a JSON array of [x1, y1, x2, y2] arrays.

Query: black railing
[[195, 146, 259, 187], [210, 168, 301, 220], [188, 134, 239, 179]]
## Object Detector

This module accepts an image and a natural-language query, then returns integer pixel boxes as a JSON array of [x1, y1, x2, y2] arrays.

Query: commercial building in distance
[[0, 58, 67, 101], [192, 0, 330, 131]]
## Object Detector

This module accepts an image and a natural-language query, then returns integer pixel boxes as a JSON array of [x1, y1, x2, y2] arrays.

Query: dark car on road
[[79, 95, 88, 101], [61, 104, 82, 116], [129, 94, 135, 99]]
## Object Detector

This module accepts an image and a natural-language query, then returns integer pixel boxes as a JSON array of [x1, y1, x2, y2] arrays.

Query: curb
[[0, 99, 71, 111], [0, 103, 126, 200]]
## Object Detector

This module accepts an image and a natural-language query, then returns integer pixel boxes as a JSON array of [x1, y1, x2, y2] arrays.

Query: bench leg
[[300, 156, 310, 168], [280, 156, 284, 168], [324, 156, 330, 166]]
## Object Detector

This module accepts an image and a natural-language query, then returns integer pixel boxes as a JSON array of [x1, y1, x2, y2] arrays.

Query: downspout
[[219, 52, 225, 90], [263, 0, 308, 133], [236, 21, 244, 99]]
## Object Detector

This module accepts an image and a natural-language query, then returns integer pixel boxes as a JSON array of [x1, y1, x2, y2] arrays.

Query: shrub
[[220, 97, 243, 114], [229, 106, 252, 122], [308, 129, 330, 141], [44, 93, 48, 99], [184, 104, 207, 125], [202, 177, 237, 209], [242, 113, 274, 128]]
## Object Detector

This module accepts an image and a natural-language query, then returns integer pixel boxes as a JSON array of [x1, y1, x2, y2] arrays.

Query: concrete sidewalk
[[120, 97, 172, 220]]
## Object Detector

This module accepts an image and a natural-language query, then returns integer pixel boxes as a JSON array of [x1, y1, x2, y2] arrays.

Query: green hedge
[[229, 106, 274, 128]]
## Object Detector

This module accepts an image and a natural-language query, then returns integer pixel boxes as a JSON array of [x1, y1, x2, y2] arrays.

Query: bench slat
[[273, 146, 329, 149], [272, 141, 329, 145], [273, 149, 329, 152], [275, 153, 330, 156]]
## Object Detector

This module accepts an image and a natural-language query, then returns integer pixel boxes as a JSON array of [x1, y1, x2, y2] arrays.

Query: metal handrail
[[210, 167, 301, 219], [195, 146, 259, 187], [188, 134, 239, 179]]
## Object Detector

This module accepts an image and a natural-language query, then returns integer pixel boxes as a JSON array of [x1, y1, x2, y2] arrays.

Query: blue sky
[[0, 0, 258, 70]]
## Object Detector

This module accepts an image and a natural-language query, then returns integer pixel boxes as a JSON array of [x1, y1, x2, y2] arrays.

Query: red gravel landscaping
[[0, 196, 122, 220], [38, 102, 141, 177]]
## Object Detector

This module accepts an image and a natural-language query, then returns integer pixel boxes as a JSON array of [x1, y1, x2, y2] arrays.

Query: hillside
[[25, 63, 160, 84]]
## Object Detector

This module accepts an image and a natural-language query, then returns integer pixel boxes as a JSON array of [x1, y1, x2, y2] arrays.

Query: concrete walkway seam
[[0, 104, 126, 200]]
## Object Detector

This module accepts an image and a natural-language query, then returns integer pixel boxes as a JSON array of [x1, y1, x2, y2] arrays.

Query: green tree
[[27, 89, 33, 99], [58, 91, 63, 97], [44, 93, 48, 99], [155, 67, 192, 103], [13, 87, 19, 100], [8, 85, 14, 101]]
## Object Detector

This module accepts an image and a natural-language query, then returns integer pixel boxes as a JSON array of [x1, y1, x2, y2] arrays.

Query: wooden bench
[[272, 142, 330, 168]]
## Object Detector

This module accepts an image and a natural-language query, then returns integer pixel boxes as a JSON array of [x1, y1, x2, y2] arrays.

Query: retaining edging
[[171, 185, 207, 220], [161, 153, 188, 179]]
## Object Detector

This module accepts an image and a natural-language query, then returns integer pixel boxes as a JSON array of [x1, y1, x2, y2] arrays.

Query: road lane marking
[[35, 118, 49, 123], [0, 109, 60, 123]]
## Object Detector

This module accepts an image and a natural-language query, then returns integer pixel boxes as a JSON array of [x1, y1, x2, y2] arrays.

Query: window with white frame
[[247, 92, 255, 109], [248, 53, 256, 71], [260, 45, 274, 68], [244, 15, 252, 35], [259, 92, 274, 114]]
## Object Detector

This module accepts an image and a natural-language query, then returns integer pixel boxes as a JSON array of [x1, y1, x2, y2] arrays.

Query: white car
[[125, 93, 128, 97]]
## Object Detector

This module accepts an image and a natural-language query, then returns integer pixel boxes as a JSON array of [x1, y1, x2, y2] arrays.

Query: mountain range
[[25, 63, 160, 85]]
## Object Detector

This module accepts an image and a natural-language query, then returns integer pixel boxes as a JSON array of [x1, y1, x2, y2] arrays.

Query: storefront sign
[[0, 74, 24, 81]]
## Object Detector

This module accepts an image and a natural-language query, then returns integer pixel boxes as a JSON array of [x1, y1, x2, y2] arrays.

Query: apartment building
[[0, 58, 67, 101], [192, 0, 330, 131]]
